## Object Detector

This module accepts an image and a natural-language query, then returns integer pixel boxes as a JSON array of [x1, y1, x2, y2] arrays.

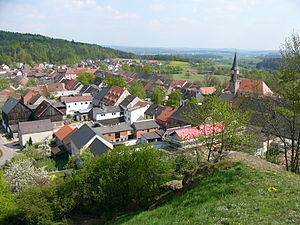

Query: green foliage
[[0, 78, 10, 90], [151, 86, 166, 105], [141, 54, 203, 63], [128, 80, 146, 99], [186, 96, 252, 161], [76, 72, 95, 85], [67, 148, 95, 170], [0, 30, 135, 66], [166, 90, 182, 108], [0, 172, 15, 220], [188, 97, 199, 104], [112, 162, 300, 225], [104, 74, 128, 88], [26, 79, 37, 87]]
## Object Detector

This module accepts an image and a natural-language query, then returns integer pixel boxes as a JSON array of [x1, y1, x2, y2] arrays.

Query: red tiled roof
[[238, 80, 273, 95], [174, 122, 224, 140], [47, 83, 65, 91], [169, 80, 187, 88], [200, 87, 216, 95], [134, 101, 150, 107], [156, 107, 177, 122], [103, 86, 127, 105], [66, 79, 77, 90], [63, 95, 93, 103], [54, 125, 75, 141], [22, 90, 39, 104], [26, 85, 46, 91]]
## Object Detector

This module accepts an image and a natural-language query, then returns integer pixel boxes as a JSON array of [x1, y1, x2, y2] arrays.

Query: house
[[91, 105, 123, 122], [92, 87, 109, 107], [95, 123, 134, 143], [21, 90, 40, 104], [2, 97, 32, 136], [18, 119, 53, 147], [69, 124, 113, 156], [167, 123, 224, 147], [156, 107, 177, 129], [144, 104, 166, 120], [28, 94, 46, 106], [124, 104, 150, 124], [65, 79, 83, 93], [93, 77, 104, 87], [140, 130, 164, 143], [132, 120, 160, 138], [169, 102, 198, 127], [33, 100, 64, 123], [102, 85, 130, 106], [63, 95, 93, 115], [120, 95, 141, 110], [46, 83, 74, 97], [53, 125, 77, 152]]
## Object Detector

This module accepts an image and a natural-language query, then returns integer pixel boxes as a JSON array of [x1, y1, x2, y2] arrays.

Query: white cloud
[[150, 1, 167, 11]]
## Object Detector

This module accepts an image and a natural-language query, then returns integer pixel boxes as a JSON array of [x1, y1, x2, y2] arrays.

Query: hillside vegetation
[[0, 30, 135, 66], [111, 159, 300, 225]]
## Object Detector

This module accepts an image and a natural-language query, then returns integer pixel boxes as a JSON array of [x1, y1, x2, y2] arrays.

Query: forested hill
[[0, 30, 135, 66]]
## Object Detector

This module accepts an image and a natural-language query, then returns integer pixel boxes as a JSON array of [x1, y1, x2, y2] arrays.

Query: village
[[0, 53, 279, 168]]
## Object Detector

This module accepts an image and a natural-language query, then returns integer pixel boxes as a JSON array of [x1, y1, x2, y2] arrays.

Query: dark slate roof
[[144, 104, 166, 117], [34, 100, 63, 118], [92, 87, 109, 106], [2, 97, 19, 114], [18, 119, 52, 135], [89, 138, 111, 156], [120, 95, 136, 108], [170, 103, 199, 124], [93, 76, 103, 86], [95, 123, 133, 134], [69, 124, 110, 153], [132, 120, 160, 130], [181, 89, 204, 101], [97, 117, 124, 126], [141, 131, 162, 140], [231, 52, 238, 70]]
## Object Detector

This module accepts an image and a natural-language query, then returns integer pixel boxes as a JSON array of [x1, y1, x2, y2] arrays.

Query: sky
[[0, 0, 299, 50]]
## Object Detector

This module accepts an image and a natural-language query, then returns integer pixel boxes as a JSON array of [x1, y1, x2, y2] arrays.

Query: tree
[[104, 74, 128, 88], [186, 96, 252, 162], [0, 78, 10, 90], [4, 159, 49, 192], [188, 97, 199, 104], [0, 172, 14, 220], [26, 79, 37, 87], [77, 72, 95, 85], [264, 32, 300, 173], [129, 80, 146, 99], [166, 90, 182, 108], [151, 86, 166, 105]]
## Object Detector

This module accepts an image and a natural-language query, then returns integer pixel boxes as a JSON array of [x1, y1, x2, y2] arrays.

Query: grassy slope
[[111, 161, 300, 225]]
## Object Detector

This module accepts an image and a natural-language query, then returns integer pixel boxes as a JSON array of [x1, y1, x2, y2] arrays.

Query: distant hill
[[0, 30, 135, 66]]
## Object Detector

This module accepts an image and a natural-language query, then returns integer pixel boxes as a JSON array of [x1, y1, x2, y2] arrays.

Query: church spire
[[231, 51, 238, 71], [229, 51, 240, 95]]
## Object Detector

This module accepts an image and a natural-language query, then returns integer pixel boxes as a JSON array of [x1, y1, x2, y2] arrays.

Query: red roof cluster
[[175, 122, 224, 140], [237, 80, 273, 96], [156, 107, 177, 122], [103, 86, 127, 105]]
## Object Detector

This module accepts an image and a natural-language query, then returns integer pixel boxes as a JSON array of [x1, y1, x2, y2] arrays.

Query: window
[[112, 112, 116, 115], [81, 102, 83, 105], [75, 103, 77, 105], [101, 114, 105, 116], [90, 102, 92, 104], [68, 105, 70, 108], [85, 102, 88, 104]]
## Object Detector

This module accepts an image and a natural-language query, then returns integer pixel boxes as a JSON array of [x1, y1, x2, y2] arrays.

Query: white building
[[64, 95, 93, 115], [124, 105, 150, 124], [92, 105, 123, 121]]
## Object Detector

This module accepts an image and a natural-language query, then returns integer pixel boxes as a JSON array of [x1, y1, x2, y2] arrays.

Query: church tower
[[229, 51, 240, 95]]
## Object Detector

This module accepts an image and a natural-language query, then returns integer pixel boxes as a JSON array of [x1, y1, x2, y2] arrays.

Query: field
[[168, 61, 190, 68], [111, 161, 300, 225], [171, 73, 229, 82]]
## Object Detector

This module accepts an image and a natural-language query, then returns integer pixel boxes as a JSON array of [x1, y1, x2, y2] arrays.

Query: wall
[[124, 106, 149, 124], [136, 128, 158, 139], [19, 130, 53, 147], [94, 110, 122, 121], [66, 101, 93, 115]]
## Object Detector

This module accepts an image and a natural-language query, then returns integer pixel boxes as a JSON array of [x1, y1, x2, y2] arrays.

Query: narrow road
[[0, 134, 18, 166]]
